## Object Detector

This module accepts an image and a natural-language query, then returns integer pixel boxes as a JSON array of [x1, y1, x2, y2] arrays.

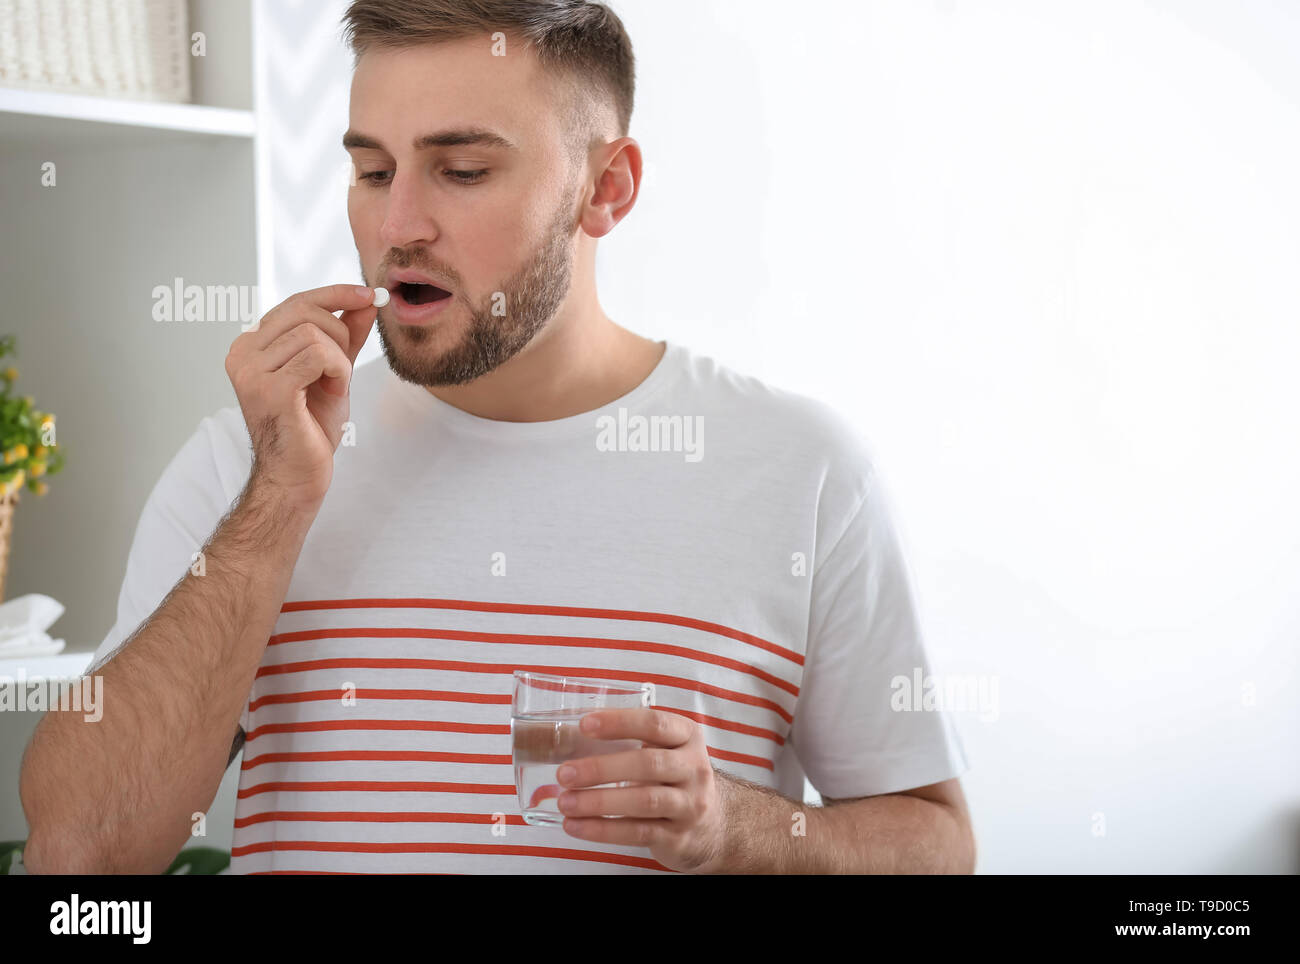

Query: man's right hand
[[225, 284, 378, 513]]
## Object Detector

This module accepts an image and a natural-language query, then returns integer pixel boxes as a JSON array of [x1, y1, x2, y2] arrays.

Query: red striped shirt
[[231, 596, 805, 874]]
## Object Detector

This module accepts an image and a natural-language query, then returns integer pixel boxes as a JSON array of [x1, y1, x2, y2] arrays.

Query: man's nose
[[379, 169, 439, 250]]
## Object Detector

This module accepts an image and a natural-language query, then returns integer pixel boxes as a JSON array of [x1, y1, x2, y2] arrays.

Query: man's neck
[[423, 313, 665, 423]]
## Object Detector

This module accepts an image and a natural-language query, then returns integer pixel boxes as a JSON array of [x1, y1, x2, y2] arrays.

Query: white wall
[[125, 0, 1300, 872], [604, 0, 1300, 872]]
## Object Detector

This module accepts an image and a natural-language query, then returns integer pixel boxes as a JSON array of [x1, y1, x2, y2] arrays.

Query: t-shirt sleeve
[[791, 461, 970, 799], [88, 409, 254, 734]]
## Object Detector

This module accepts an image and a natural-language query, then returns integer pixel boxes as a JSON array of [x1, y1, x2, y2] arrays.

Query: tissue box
[[0, 593, 66, 657]]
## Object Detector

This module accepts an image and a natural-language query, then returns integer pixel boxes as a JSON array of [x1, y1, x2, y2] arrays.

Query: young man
[[21, 0, 973, 874]]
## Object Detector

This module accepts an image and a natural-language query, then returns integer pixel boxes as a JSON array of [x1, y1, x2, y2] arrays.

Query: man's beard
[[369, 195, 577, 387]]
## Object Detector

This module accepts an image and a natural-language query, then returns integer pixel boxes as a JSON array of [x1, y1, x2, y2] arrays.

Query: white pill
[[372, 286, 390, 308]]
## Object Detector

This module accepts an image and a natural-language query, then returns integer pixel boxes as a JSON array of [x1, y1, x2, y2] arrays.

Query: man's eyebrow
[[342, 128, 518, 152]]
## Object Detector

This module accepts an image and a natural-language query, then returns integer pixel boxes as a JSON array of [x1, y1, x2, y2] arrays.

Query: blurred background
[[0, 0, 1295, 873]]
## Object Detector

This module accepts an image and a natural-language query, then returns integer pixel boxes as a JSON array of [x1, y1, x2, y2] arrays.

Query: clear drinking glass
[[511, 670, 655, 827]]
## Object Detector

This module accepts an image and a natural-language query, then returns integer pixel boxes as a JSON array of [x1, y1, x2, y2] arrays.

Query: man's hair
[[341, 0, 635, 157]]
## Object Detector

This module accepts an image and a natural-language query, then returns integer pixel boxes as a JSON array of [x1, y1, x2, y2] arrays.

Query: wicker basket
[[0, 0, 190, 103], [0, 489, 16, 603]]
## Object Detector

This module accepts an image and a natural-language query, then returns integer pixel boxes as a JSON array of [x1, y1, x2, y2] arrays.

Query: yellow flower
[[29, 461, 46, 477], [33, 446, 48, 458], [7, 444, 28, 463], [2, 367, 16, 381], [33, 480, 48, 496], [10, 469, 24, 490]]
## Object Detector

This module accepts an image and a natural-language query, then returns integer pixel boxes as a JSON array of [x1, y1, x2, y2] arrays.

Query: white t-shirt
[[91, 339, 969, 874]]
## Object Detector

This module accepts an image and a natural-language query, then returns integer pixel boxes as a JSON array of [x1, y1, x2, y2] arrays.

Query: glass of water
[[511, 670, 655, 827]]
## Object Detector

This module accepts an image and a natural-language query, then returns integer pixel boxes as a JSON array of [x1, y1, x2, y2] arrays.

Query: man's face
[[346, 39, 582, 386]]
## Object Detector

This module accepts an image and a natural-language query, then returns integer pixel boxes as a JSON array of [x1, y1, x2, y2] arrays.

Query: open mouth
[[394, 281, 453, 306]]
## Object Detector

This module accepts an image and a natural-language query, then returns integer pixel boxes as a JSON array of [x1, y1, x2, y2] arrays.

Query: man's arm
[[19, 283, 376, 875], [554, 709, 975, 874], [18, 478, 316, 874], [824, 776, 975, 872], [707, 773, 975, 874]]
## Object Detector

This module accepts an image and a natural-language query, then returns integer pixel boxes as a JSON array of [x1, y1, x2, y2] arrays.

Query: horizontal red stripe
[[247, 690, 785, 744], [267, 626, 799, 696], [246, 719, 502, 741], [238, 780, 516, 798], [254, 658, 794, 724], [707, 746, 774, 770], [231, 838, 674, 872], [248, 688, 508, 711], [663, 706, 784, 744], [279, 596, 802, 666], [236, 732, 769, 779], [236, 810, 530, 828], [242, 749, 511, 770]]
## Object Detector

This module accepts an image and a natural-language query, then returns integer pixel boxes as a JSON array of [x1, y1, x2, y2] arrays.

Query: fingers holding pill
[[337, 290, 381, 363], [290, 283, 380, 314], [248, 284, 374, 354], [223, 282, 380, 515], [250, 307, 349, 361]]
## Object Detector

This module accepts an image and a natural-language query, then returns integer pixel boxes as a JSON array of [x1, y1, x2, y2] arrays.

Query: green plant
[[0, 334, 65, 498], [164, 846, 231, 874], [0, 840, 231, 874], [0, 839, 23, 874]]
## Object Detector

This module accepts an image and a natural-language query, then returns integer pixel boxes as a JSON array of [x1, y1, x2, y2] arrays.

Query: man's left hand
[[556, 708, 729, 873]]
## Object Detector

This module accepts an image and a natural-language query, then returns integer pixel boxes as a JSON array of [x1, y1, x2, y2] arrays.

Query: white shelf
[[0, 86, 255, 146], [0, 651, 94, 682], [0, 0, 258, 666]]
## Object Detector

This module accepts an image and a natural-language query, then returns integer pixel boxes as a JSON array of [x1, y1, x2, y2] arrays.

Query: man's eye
[[355, 168, 486, 186]]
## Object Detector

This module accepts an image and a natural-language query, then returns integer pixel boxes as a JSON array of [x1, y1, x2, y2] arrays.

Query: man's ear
[[580, 137, 642, 239]]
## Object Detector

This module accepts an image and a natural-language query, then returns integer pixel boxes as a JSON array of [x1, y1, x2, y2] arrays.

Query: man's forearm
[[703, 771, 974, 874], [19, 476, 315, 874]]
